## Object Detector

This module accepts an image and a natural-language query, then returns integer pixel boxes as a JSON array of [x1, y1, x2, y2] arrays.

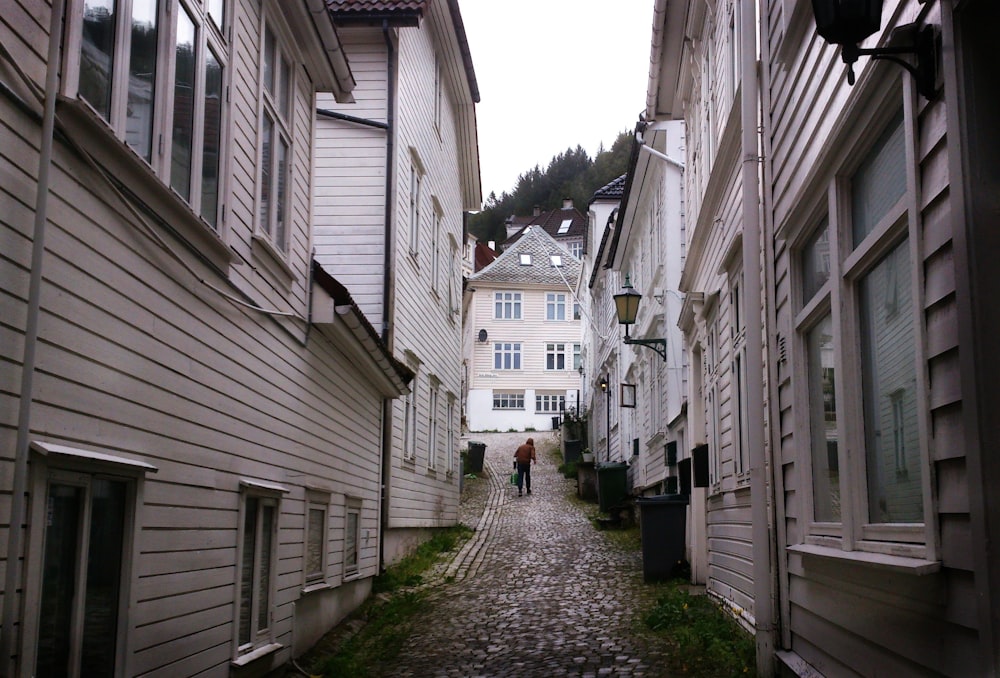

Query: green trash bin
[[466, 441, 486, 473], [637, 495, 689, 582], [596, 462, 629, 512]]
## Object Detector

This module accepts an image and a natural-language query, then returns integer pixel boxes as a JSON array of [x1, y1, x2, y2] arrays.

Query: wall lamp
[[598, 376, 609, 392], [613, 276, 667, 362], [811, 0, 937, 99]]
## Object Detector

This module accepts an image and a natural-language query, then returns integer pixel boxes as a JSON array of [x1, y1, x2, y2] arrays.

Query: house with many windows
[[633, 0, 1000, 675], [464, 227, 583, 432], [311, 0, 481, 565], [0, 0, 425, 675], [503, 199, 589, 260]]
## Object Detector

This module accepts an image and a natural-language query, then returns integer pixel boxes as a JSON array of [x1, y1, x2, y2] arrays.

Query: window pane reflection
[[201, 46, 223, 226], [170, 8, 196, 199], [126, 0, 158, 161], [807, 315, 840, 522], [81, 0, 117, 118]]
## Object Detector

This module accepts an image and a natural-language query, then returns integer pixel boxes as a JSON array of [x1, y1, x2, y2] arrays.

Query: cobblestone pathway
[[372, 431, 676, 677]]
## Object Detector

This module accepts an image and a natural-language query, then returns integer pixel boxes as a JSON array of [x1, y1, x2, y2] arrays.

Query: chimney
[[533, 205, 541, 216], [562, 198, 573, 210], [488, 241, 496, 250]]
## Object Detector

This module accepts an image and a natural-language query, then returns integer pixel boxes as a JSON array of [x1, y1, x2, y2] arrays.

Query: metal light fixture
[[811, 0, 937, 99], [598, 376, 609, 392], [613, 275, 666, 362]]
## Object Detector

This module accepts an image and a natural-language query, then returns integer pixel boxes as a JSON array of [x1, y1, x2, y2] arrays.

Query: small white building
[[464, 227, 584, 432]]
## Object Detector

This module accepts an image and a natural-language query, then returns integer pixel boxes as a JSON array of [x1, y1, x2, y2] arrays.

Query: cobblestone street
[[369, 431, 677, 677]]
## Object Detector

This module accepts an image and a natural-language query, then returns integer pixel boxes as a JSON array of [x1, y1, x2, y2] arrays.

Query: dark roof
[[503, 205, 587, 247], [470, 226, 582, 286], [590, 174, 627, 202], [328, 0, 479, 103]]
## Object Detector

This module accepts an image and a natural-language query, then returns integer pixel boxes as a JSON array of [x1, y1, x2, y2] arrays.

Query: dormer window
[[519, 254, 531, 265], [558, 219, 572, 234]]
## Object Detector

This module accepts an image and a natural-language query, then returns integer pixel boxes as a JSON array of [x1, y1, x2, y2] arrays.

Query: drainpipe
[[1, 0, 65, 672], [378, 19, 396, 573], [741, 0, 775, 675]]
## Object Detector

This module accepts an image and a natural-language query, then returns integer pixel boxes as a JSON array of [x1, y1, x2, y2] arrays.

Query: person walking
[[513, 437, 536, 496]]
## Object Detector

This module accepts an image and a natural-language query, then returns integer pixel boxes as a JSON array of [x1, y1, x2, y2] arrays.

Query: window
[[569, 241, 584, 259], [433, 52, 443, 132], [428, 382, 439, 470], [493, 391, 525, 410], [494, 343, 521, 370], [431, 208, 442, 293], [403, 376, 418, 461], [519, 253, 531, 265], [493, 391, 524, 410], [730, 271, 749, 477], [495, 292, 522, 319], [446, 396, 456, 473], [573, 303, 581, 320], [76, 0, 226, 227], [796, 109, 928, 554], [344, 498, 361, 577], [408, 162, 423, 255], [258, 20, 294, 253], [304, 491, 330, 586], [557, 219, 572, 234], [573, 343, 582, 371], [34, 473, 132, 676], [238, 490, 280, 654], [550, 254, 562, 267], [546, 293, 566, 321], [545, 343, 567, 370], [536, 393, 565, 413]]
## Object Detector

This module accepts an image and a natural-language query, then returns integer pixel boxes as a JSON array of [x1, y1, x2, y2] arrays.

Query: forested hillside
[[469, 131, 633, 244]]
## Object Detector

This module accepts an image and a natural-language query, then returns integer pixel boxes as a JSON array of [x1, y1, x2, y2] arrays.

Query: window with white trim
[[304, 490, 329, 586], [493, 391, 525, 409], [446, 396, 456, 473], [428, 382, 439, 470], [569, 241, 584, 258], [573, 343, 582, 371], [546, 293, 566, 321], [431, 207, 442, 294], [729, 269, 749, 477], [344, 498, 361, 577], [76, 0, 227, 227], [238, 489, 280, 655], [535, 392, 565, 413], [495, 292, 522, 319], [403, 375, 418, 461], [796, 107, 929, 555], [545, 343, 568, 370], [494, 342, 521, 370], [257, 18, 294, 254], [408, 161, 423, 255]]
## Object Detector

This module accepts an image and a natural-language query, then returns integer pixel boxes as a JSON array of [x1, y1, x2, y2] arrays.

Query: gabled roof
[[474, 241, 499, 272], [470, 226, 582, 287], [502, 205, 587, 247]]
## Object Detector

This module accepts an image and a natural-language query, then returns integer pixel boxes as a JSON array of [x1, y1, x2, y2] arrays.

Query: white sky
[[457, 0, 655, 203]]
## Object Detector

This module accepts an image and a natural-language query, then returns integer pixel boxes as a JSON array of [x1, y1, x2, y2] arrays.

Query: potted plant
[[581, 448, 594, 463]]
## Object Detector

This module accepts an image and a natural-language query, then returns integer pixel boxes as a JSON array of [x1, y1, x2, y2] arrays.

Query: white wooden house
[[464, 227, 584, 433], [602, 120, 687, 499], [641, 0, 1000, 675], [0, 0, 420, 675], [311, 0, 481, 565]]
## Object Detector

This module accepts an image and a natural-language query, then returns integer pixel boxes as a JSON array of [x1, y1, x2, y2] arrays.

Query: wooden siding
[[0, 0, 389, 674], [763, 0, 978, 674]]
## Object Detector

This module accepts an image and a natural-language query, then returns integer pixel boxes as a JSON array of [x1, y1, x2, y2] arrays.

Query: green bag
[[510, 472, 518, 485]]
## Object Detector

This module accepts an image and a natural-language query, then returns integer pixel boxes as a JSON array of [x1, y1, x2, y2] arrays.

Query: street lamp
[[613, 276, 667, 362], [810, 0, 937, 99]]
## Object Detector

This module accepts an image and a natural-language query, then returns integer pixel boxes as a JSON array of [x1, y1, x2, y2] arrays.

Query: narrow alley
[[368, 431, 678, 677]]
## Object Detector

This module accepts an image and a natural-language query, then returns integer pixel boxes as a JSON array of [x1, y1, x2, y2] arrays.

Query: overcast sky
[[458, 0, 655, 204]]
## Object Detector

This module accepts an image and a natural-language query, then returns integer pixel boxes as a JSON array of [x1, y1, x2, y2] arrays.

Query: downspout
[[741, 0, 775, 675], [378, 19, 396, 573], [1, 0, 65, 672]]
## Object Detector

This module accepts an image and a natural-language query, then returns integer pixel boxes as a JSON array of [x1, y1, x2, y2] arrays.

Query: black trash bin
[[596, 462, 629, 512], [551, 415, 561, 430], [637, 495, 689, 582], [466, 441, 486, 473]]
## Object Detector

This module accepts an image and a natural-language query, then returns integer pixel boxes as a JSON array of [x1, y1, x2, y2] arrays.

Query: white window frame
[[728, 268, 750, 480], [446, 396, 456, 473], [303, 489, 330, 590], [535, 393, 566, 413], [235, 480, 286, 659], [493, 342, 521, 370], [495, 291, 522, 319], [493, 391, 525, 410], [428, 381, 439, 471], [408, 153, 425, 256], [403, 375, 418, 461], [431, 203, 443, 294], [256, 15, 296, 256], [545, 343, 568, 371], [546, 293, 567, 321], [66, 0, 230, 229], [21, 443, 152, 677], [789, 92, 936, 565], [343, 497, 362, 578]]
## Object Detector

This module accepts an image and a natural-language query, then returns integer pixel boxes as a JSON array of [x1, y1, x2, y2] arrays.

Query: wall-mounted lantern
[[613, 276, 667, 362]]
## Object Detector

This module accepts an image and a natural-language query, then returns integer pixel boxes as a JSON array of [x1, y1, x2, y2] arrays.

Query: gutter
[[740, 1, 776, 675], [1, 0, 65, 672]]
